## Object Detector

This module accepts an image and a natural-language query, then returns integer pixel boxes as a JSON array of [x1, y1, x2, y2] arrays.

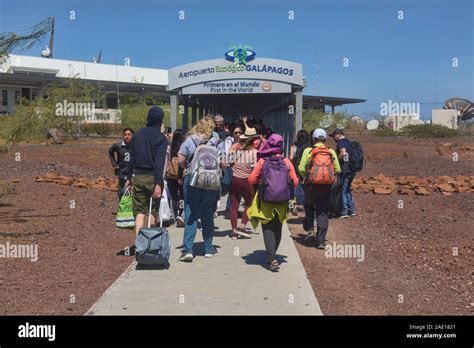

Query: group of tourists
[[108, 106, 362, 272]]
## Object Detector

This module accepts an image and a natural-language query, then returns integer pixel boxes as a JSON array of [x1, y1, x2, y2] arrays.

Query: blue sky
[[1, 0, 472, 119]]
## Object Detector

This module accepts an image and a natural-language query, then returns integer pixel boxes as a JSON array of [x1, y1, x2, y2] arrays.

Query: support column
[[170, 94, 178, 131], [295, 90, 303, 132], [199, 105, 204, 119], [331, 105, 335, 114], [183, 98, 189, 132], [191, 99, 197, 126]]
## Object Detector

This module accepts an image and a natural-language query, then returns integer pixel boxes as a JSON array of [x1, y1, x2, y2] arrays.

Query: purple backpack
[[259, 156, 292, 203]]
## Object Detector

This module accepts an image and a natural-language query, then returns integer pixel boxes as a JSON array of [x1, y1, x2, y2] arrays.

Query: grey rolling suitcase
[[135, 197, 171, 267]]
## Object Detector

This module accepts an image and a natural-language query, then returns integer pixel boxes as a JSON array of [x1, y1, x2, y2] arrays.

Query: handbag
[[116, 187, 135, 229]]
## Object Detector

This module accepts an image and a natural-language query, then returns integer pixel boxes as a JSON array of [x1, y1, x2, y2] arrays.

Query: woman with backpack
[[178, 116, 221, 262], [247, 134, 299, 272], [166, 129, 185, 227], [227, 127, 259, 240]]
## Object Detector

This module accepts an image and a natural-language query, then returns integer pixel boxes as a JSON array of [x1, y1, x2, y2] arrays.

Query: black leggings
[[167, 178, 183, 218], [261, 214, 283, 262]]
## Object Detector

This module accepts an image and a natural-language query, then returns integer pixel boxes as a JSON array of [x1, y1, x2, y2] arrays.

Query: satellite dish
[[366, 119, 379, 130], [319, 114, 335, 128], [384, 115, 396, 128], [41, 46, 51, 58], [443, 98, 474, 121], [336, 118, 348, 129], [349, 115, 364, 128]]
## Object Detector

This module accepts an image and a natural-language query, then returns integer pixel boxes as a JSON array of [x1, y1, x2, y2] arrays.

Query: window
[[106, 94, 118, 109], [31, 89, 38, 100], [21, 88, 31, 101], [1, 90, 7, 106], [14, 90, 20, 105]]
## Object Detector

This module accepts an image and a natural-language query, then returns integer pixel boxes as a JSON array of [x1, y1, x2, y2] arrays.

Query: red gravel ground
[[0, 139, 135, 315], [287, 133, 473, 315], [0, 134, 472, 315]]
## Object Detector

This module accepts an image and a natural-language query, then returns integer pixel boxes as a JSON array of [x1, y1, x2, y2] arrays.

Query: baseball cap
[[312, 128, 327, 139], [329, 128, 344, 137]]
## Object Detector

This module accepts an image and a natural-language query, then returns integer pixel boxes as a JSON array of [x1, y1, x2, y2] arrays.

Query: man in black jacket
[[329, 128, 356, 218], [125, 106, 168, 235], [108, 128, 134, 199]]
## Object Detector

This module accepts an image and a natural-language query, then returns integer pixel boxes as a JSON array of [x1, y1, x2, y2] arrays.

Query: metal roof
[[0, 73, 366, 109], [303, 95, 366, 108]]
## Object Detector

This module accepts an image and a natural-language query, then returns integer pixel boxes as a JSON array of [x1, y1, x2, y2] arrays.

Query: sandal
[[235, 229, 251, 238], [270, 260, 280, 272]]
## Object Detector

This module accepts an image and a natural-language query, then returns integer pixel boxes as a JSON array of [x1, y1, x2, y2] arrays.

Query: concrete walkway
[[87, 199, 322, 315]]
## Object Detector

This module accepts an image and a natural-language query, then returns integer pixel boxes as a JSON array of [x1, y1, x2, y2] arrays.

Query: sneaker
[[270, 260, 280, 272], [238, 226, 253, 234], [340, 215, 349, 219], [349, 212, 357, 216], [235, 230, 251, 238], [245, 227, 254, 234], [205, 252, 218, 258], [175, 216, 185, 227], [224, 210, 231, 220], [179, 253, 193, 262], [304, 233, 316, 244], [316, 244, 326, 250]]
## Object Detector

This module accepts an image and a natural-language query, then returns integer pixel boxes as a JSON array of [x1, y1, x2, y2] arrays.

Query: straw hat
[[239, 127, 258, 139]]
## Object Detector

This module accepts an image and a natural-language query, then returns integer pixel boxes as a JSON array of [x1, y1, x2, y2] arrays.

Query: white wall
[[1, 54, 168, 86], [383, 115, 422, 131], [432, 109, 458, 129]]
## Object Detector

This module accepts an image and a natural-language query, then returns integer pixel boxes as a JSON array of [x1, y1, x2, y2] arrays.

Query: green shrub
[[3, 79, 97, 144], [458, 122, 474, 137], [81, 123, 121, 136], [302, 110, 357, 132], [400, 124, 458, 138], [373, 128, 400, 137]]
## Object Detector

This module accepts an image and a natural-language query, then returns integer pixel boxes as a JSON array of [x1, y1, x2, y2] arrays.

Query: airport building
[[0, 48, 366, 145]]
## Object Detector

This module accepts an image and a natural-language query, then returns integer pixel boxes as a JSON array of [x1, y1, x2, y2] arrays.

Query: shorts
[[132, 175, 159, 216]]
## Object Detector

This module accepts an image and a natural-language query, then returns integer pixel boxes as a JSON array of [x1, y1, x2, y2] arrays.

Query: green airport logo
[[224, 45, 256, 65]]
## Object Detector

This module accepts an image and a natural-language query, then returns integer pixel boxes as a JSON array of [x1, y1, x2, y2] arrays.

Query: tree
[[0, 17, 54, 63]]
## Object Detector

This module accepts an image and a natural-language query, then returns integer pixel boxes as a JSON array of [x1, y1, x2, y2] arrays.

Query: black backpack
[[348, 141, 364, 172]]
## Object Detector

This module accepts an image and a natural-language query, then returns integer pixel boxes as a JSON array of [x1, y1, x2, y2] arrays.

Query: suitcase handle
[[147, 196, 163, 228]]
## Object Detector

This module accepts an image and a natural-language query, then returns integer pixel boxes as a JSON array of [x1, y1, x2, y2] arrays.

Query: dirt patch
[[0, 135, 473, 315], [288, 134, 473, 315], [0, 139, 134, 315]]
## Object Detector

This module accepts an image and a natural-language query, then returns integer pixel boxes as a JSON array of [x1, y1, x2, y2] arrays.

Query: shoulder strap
[[189, 136, 205, 163]]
